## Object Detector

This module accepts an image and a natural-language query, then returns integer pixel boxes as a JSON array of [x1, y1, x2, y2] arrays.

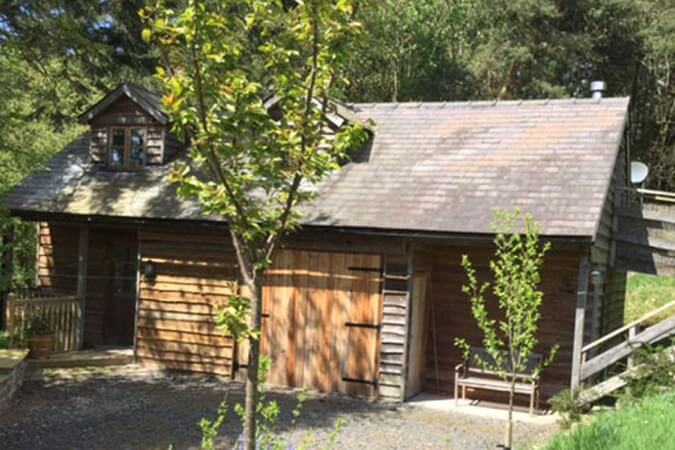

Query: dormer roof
[[78, 83, 167, 125]]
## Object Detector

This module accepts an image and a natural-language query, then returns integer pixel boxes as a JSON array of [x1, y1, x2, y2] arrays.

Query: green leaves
[[145, 8, 361, 445], [458, 209, 557, 381], [144, 0, 363, 276], [215, 295, 260, 343]]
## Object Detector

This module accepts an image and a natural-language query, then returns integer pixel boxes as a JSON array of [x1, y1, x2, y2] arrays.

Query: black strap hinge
[[342, 377, 378, 387], [345, 322, 381, 330], [347, 266, 383, 274]]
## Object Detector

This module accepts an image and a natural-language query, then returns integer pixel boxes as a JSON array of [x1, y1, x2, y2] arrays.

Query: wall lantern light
[[143, 260, 157, 283], [590, 269, 603, 287]]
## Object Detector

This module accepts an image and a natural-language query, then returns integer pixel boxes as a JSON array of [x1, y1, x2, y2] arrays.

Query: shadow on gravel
[[0, 369, 390, 450]]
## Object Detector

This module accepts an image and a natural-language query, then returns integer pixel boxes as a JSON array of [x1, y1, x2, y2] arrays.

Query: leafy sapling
[[455, 210, 558, 450]]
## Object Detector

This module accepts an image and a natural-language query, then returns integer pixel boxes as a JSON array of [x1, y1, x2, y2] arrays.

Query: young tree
[[141, 1, 366, 449], [456, 210, 558, 450]]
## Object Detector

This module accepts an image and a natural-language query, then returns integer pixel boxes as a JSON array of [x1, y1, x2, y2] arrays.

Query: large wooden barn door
[[261, 250, 382, 397]]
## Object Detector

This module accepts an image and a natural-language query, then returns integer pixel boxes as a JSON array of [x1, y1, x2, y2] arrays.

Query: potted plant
[[25, 316, 54, 359]]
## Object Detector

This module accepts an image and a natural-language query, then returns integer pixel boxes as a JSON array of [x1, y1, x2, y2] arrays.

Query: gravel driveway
[[0, 366, 556, 450]]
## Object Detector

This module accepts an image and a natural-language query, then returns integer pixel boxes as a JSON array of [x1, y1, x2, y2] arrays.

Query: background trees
[[345, 0, 672, 190], [0, 0, 673, 288], [0, 0, 157, 292]]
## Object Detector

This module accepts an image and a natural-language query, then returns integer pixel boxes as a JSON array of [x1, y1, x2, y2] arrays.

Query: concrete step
[[26, 347, 133, 370]]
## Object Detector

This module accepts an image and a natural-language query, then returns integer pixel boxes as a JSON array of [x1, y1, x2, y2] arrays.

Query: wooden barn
[[4, 84, 637, 403]]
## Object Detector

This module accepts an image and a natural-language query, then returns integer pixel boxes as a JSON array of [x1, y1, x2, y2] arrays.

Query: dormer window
[[79, 83, 185, 169], [109, 127, 146, 170]]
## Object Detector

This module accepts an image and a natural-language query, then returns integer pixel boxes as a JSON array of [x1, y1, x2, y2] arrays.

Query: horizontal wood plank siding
[[136, 227, 237, 377], [589, 147, 627, 340], [90, 126, 108, 163], [163, 130, 184, 163], [145, 126, 165, 165], [91, 96, 157, 127], [37, 223, 79, 293], [378, 255, 409, 400], [603, 270, 627, 333]]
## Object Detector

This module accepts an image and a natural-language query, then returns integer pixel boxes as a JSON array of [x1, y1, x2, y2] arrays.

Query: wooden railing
[[616, 186, 675, 207], [580, 300, 675, 382], [5, 293, 81, 352]]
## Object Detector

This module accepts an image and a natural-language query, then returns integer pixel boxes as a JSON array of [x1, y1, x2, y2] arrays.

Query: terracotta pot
[[28, 334, 55, 359]]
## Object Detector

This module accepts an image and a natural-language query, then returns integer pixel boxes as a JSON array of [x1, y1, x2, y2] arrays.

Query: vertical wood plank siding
[[261, 249, 382, 397], [423, 245, 583, 398], [135, 228, 237, 376], [283, 232, 408, 400]]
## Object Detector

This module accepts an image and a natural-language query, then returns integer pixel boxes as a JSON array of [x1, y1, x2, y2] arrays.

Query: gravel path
[[0, 366, 557, 449]]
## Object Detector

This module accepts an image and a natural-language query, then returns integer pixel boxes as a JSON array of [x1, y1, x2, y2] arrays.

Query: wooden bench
[[454, 346, 542, 415]]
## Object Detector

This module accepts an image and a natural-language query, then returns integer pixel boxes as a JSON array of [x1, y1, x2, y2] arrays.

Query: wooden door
[[405, 272, 428, 398], [103, 234, 138, 346], [261, 250, 383, 397]]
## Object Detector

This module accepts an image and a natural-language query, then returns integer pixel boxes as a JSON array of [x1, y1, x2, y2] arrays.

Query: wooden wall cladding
[[40, 223, 139, 347], [423, 245, 583, 398], [38, 223, 79, 294], [88, 96, 173, 166], [136, 228, 238, 377], [261, 249, 383, 398], [588, 148, 627, 340], [91, 96, 157, 127]]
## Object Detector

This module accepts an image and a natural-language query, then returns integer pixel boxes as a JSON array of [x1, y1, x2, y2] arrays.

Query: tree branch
[[189, 17, 251, 235]]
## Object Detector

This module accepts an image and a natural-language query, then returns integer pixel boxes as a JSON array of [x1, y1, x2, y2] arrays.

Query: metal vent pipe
[[590, 81, 606, 100]]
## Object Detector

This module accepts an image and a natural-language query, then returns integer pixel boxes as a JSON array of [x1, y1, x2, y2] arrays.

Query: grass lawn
[[544, 392, 675, 450], [625, 273, 675, 324]]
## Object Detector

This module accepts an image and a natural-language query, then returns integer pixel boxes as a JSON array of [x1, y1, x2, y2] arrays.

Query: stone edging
[[0, 349, 29, 409]]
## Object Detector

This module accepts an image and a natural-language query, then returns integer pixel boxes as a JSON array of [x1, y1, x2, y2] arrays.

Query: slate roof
[[6, 97, 629, 239]]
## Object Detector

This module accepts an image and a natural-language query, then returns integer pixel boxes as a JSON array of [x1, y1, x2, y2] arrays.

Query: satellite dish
[[630, 161, 649, 184]]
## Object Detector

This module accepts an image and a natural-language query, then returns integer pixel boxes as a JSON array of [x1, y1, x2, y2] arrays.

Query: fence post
[[627, 326, 637, 369], [76, 225, 89, 350], [1, 223, 15, 330], [6, 292, 15, 337], [571, 256, 590, 391]]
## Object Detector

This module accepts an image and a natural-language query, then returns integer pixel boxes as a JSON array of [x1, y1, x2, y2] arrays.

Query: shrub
[[550, 340, 675, 431], [617, 338, 675, 403], [0, 330, 8, 349], [548, 388, 586, 429], [25, 316, 52, 338]]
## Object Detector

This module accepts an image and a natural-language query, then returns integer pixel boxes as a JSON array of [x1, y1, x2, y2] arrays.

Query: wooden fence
[[5, 293, 81, 352], [575, 300, 675, 405], [580, 300, 675, 381]]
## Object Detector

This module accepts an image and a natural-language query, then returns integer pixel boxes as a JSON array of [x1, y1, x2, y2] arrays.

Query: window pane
[[129, 128, 145, 168], [112, 129, 125, 147], [110, 129, 125, 167]]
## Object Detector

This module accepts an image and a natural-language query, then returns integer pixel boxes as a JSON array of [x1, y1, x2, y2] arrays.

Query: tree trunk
[[504, 379, 515, 450], [243, 277, 263, 450]]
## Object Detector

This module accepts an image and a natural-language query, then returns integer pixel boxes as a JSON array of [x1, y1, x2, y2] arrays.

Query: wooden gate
[[261, 249, 383, 397]]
